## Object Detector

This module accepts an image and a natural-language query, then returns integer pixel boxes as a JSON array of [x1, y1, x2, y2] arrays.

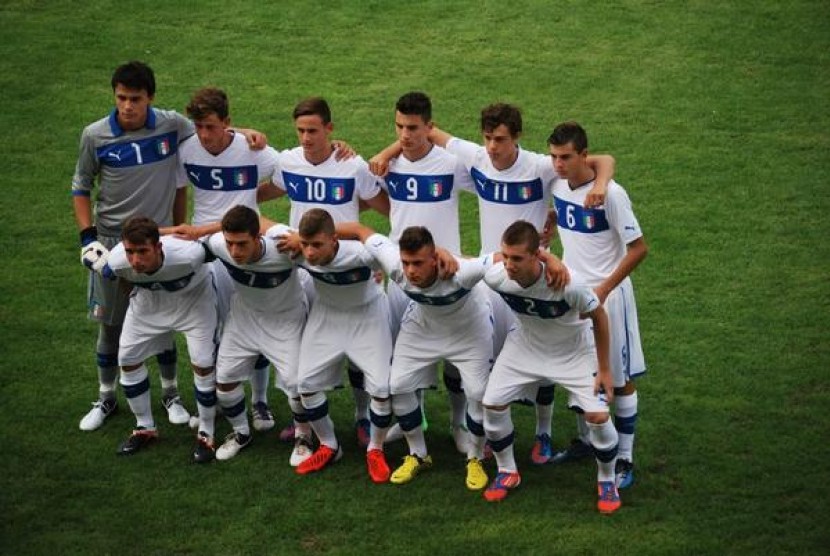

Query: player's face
[[195, 113, 231, 155], [294, 115, 333, 161], [223, 231, 261, 265], [124, 239, 163, 274], [395, 112, 432, 159], [483, 124, 520, 171], [549, 142, 587, 179], [501, 242, 539, 287], [114, 85, 153, 131], [300, 232, 338, 266], [400, 246, 438, 288]]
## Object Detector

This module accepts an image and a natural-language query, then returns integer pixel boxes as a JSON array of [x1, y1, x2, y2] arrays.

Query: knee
[[584, 412, 610, 425], [192, 365, 214, 376], [614, 381, 636, 396], [121, 363, 141, 372]]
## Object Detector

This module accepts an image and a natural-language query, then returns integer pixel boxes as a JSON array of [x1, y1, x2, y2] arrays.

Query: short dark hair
[[111, 61, 156, 97], [187, 87, 229, 121], [121, 216, 159, 244], [547, 121, 588, 152], [298, 208, 335, 237], [221, 205, 259, 236], [398, 226, 435, 253], [293, 97, 331, 124], [481, 103, 522, 136], [396, 92, 432, 123], [502, 220, 539, 253]]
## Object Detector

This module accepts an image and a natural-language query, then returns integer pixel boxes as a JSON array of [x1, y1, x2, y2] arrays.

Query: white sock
[[289, 396, 312, 438], [393, 392, 427, 457], [615, 391, 638, 462], [587, 418, 618, 483], [368, 398, 392, 451], [535, 403, 553, 436], [250, 358, 270, 405], [120, 364, 153, 429], [217, 385, 249, 436], [194, 370, 216, 437], [303, 392, 337, 449], [484, 406, 517, 473]]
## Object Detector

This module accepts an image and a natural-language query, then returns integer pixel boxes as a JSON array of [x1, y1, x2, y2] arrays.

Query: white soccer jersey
[[72, 108, 195, 237], [484, 263, 598, 362], [553, 178, 643, 286], [272, 147, 382, 227], [446, 137, 558, 253], [365, 233, 491, 322], [297, 240, 383, 309], [382, 146, 474, 254], [206, 224, 303, 314], [106, 236, 210, 294], [178, 133, 280, 226]]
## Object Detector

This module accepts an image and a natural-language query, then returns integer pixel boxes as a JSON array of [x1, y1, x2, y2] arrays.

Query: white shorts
[[298, 296, 392, 398], [483, 328, 609, 414], [216, 295, 306, 396], [119, 279, 218, 369], [390, 300, 493, 401], [604, 277, 646, 387]]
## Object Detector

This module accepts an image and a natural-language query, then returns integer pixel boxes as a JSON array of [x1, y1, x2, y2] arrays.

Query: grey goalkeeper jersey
[[72, 107, 195, 237]]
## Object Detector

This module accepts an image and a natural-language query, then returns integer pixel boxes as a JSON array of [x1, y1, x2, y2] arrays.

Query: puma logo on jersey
[[189, 171, 200, 182], [107, 151, 122, 161], [475, 179, 487, 190], [387, 180, 399, 192], [288, 180, 299, 193]]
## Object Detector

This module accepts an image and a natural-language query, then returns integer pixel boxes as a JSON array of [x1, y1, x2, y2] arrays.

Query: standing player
[[82, 217, 218, 462], [372, 91, 477, 453], [72, 62, 265, 432], [165, 87, 280, 433], [481, 221, 620, 514], [203, 206, 313, 468], [285, 209, 393, 484], [548, 122, 648, 489], [259, 97, 390, 446]]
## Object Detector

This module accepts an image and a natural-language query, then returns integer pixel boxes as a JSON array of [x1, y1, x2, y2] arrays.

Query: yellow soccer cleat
[[390, 454, 433, 485], [465, 458, 488, 490]]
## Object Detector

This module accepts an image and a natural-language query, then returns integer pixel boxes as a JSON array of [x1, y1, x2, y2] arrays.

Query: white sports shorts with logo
[[216, 295, 306, 396], [603, 277, 646, 388], [390, 299, 493, 402], [483, 328, 609, 414], [298, 297, 392, 398], [118, 279, 218, 369]]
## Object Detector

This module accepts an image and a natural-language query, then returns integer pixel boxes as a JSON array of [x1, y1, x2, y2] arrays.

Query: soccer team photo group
[[74, 61, 648, 516]]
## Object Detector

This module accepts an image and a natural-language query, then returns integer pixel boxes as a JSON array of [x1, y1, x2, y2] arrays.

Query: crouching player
[[83, 216, 218, 462], [481, 221, 621, 513], [282, 209, 394, 483], [205, 205, 313, 467]]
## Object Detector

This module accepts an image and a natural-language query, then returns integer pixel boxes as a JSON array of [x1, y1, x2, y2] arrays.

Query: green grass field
[[1, 1, 828, 554]]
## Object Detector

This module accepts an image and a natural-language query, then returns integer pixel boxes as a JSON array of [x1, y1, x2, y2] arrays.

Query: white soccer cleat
[[162, 395, 191, 425], [289, 435, 314, 467], [251, 402, 275, 432], [79, 398, 117, 431], [216, 432, 252, 461]]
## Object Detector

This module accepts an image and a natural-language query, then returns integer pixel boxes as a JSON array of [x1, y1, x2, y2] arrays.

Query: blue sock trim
[[489, 431, 515, 453], [156, 349, 177, 365], [593, 443, 619, 463], [615, 414, 637, 434], [398, 406, 423, 432], [96, 352, 118, 368], [347, 364, 364, 389], [292, 410, 309, 423], [194, 386, 216, 407], [123, 377, 150, 399], [305, 399, 330, 421], [254, 354, 269, 370], [370, 408, 392, 428], [223, 397, 246, 418], [466, 413, 485, 436], [443, 373, 463, 394], [536, 385, 555, 405]]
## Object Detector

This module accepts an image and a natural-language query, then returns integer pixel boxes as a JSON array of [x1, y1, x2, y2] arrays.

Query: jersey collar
[[108, 107, 158, 137]]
